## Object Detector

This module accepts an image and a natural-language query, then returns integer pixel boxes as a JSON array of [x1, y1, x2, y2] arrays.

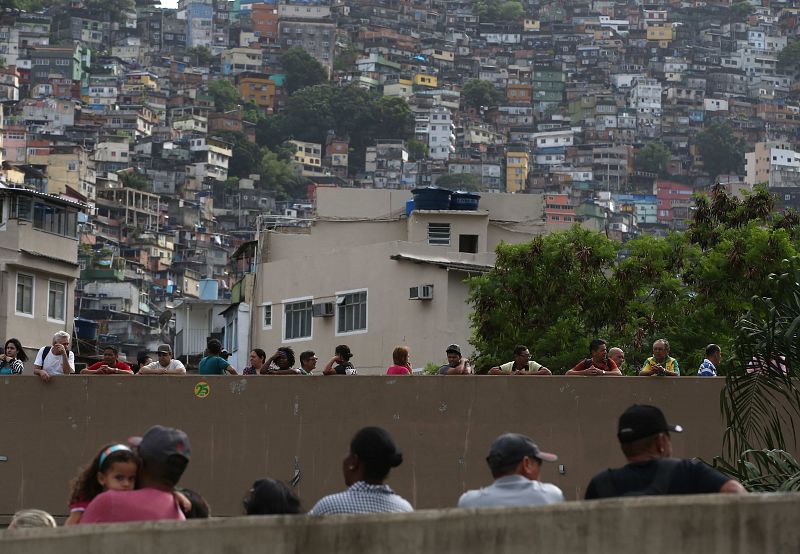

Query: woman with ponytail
[[309, 427, 413, 515]]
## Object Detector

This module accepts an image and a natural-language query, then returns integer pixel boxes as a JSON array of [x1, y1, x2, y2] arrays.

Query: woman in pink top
[[386, 346, 412, 375]]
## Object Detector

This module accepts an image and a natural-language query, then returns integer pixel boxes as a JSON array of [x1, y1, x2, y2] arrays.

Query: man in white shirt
[[33, 331, 75, 382], [138, 344, 186, 375], [458, 433, 564, 508]]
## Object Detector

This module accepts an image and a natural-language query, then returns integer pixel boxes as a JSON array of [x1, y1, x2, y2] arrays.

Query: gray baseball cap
[[486, 433, 558, 469], [137, 425, 191, 463]]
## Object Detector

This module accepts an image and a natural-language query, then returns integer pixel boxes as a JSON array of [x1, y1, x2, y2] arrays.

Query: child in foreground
[[65, 444, 138, 525]]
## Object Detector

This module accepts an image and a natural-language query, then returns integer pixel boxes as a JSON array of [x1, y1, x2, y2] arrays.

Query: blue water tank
[[199, 279, 219, 300], [450, 191, 481, 211], [74, 318, 98, 341], [411, 187, 451, 210], [406, 198, 414, 216]]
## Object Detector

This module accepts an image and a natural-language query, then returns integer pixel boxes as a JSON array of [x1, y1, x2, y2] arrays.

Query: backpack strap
[[43, 346, 52, 360]]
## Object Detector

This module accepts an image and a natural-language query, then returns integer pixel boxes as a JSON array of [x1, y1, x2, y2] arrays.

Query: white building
[[248, 187, 549, 374], [415, 106, 455, 161]]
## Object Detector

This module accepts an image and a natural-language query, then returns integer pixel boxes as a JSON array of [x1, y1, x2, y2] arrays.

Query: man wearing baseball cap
[[458, 433, 564, 507], [81, 425, 192, 523], [138, 344, 187, 375], [585, 405, 746, 498], [438, 344, 471, 375]]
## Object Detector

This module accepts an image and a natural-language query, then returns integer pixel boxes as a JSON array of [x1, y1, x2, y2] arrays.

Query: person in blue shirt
[[698, 344, 721, 376], [199, 339, 237, 375]]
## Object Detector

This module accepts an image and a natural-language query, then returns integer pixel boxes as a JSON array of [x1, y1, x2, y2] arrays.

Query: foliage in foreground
[[713, 259, 800, 492]]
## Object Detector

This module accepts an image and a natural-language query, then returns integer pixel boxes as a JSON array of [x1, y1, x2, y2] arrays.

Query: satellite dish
[[159, 309, 173, 326]]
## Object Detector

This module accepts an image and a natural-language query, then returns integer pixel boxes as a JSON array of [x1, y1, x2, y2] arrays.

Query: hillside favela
[[0, 0, 799, 551]]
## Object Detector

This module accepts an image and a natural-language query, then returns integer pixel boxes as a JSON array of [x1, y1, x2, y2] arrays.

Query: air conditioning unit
[[409, 284, 434, 300], [312, 301, 335, 317]]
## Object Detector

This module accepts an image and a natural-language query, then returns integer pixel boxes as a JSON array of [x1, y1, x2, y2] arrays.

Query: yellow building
[[413, 73, 437, 89], [506, 151, 528, 193], [289, 140, 325, 176], [238, 73, 276, 111], [524, 18, 540, 31], [647, 23, 673, 47]]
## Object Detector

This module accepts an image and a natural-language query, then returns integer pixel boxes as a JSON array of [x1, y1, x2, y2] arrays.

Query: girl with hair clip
[[65, 444, 139, 525]]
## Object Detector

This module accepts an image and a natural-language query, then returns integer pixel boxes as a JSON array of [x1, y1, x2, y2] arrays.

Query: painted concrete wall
[[0, 376, 754, 522], [2, 494, 798, 554]]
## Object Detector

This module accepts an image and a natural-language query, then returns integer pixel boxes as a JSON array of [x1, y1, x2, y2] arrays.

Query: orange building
[[507, 83, 532, 104], [238, 73, 276, 111], [544, 193, 576, 225], [252, 3, 279, 43]]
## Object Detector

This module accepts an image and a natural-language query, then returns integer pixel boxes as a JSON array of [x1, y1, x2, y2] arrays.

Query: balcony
[[81, 268, 125, 281]]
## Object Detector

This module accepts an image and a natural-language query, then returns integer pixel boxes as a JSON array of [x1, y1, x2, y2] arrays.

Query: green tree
[[461, 79, 503, 110], [119, 171, 149, 191], [215, 131, 262, 179], [187, 45, 213, 67], [333, 43, 359, 72], [406, 139, 429, 161], [778, 41, 800, 70], [435, 173, 482, 191], [208, 79, 240, 112], [634, 141, 672, 176], [468, 185, 800, 374], [282, 46, 328, 95], [695, 121, 745, 180], [258, 144, 306, 199], [472, 0, 523, 22]]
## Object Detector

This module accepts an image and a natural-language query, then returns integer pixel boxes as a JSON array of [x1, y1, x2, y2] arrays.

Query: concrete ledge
[[2, 494, 799, 554]]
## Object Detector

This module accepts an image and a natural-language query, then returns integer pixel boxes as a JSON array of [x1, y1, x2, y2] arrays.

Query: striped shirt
[[309, 481, 413, 515]]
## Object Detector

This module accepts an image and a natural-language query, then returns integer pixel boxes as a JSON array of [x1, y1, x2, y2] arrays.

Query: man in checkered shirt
[[309, 427, 413, 515]]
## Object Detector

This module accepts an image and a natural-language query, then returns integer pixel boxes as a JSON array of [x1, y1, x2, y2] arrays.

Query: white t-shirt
[[34, 346, 75, 375], [142, 359, 186, 373]]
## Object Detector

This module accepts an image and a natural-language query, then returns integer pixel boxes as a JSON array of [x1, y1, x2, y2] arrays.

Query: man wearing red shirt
[[80, 346, 133, 375], [566, 339, 622, 376]]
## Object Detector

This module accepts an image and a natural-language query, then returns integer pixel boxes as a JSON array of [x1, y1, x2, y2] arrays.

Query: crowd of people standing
[[4, 331, 729, 379]]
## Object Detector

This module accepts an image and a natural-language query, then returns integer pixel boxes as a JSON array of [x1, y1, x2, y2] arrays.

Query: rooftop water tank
[[411, 187, 452, 210], [450, 191, 481, 211]]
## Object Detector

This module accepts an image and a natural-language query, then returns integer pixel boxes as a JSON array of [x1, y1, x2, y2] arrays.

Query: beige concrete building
[[249, 188, 546, 374], [0, 186, 83, 362]]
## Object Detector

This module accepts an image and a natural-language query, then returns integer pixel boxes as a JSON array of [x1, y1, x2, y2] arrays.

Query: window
[[284, 298, 312, 341], [16, 273, 33, 316], [428, 222, 451, 245], [48, 280, 66, 322], [337, 290, 367, 335], [262, 303, 272, 329], [459, 234, 479, 253], [226, 314, 238, 352]]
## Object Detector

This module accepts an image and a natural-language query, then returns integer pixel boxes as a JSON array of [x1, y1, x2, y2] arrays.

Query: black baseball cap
[[617, 405, 683, 443], [445, 344, 461, 355], [486, 433, 558, 469], [136, 425, 191, 463]]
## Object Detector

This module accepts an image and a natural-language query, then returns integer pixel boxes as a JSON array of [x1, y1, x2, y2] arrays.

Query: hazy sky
[[161, 0, 178, 7]]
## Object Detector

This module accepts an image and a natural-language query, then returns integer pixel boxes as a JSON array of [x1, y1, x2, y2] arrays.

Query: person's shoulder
[[391, 494, 414, 511], [438, 364, 450, 374], [310, 491, 349, 515], [499, 361, 513, 371], [457, 489, 482, 508]]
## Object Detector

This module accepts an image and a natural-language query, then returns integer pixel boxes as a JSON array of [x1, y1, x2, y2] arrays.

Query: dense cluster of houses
[[0, 0, 798, 372]]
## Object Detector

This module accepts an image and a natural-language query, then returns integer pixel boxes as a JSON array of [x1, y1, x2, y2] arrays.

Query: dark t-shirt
[[584, 458, 731, 499], [335, 362, 355, 375]]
